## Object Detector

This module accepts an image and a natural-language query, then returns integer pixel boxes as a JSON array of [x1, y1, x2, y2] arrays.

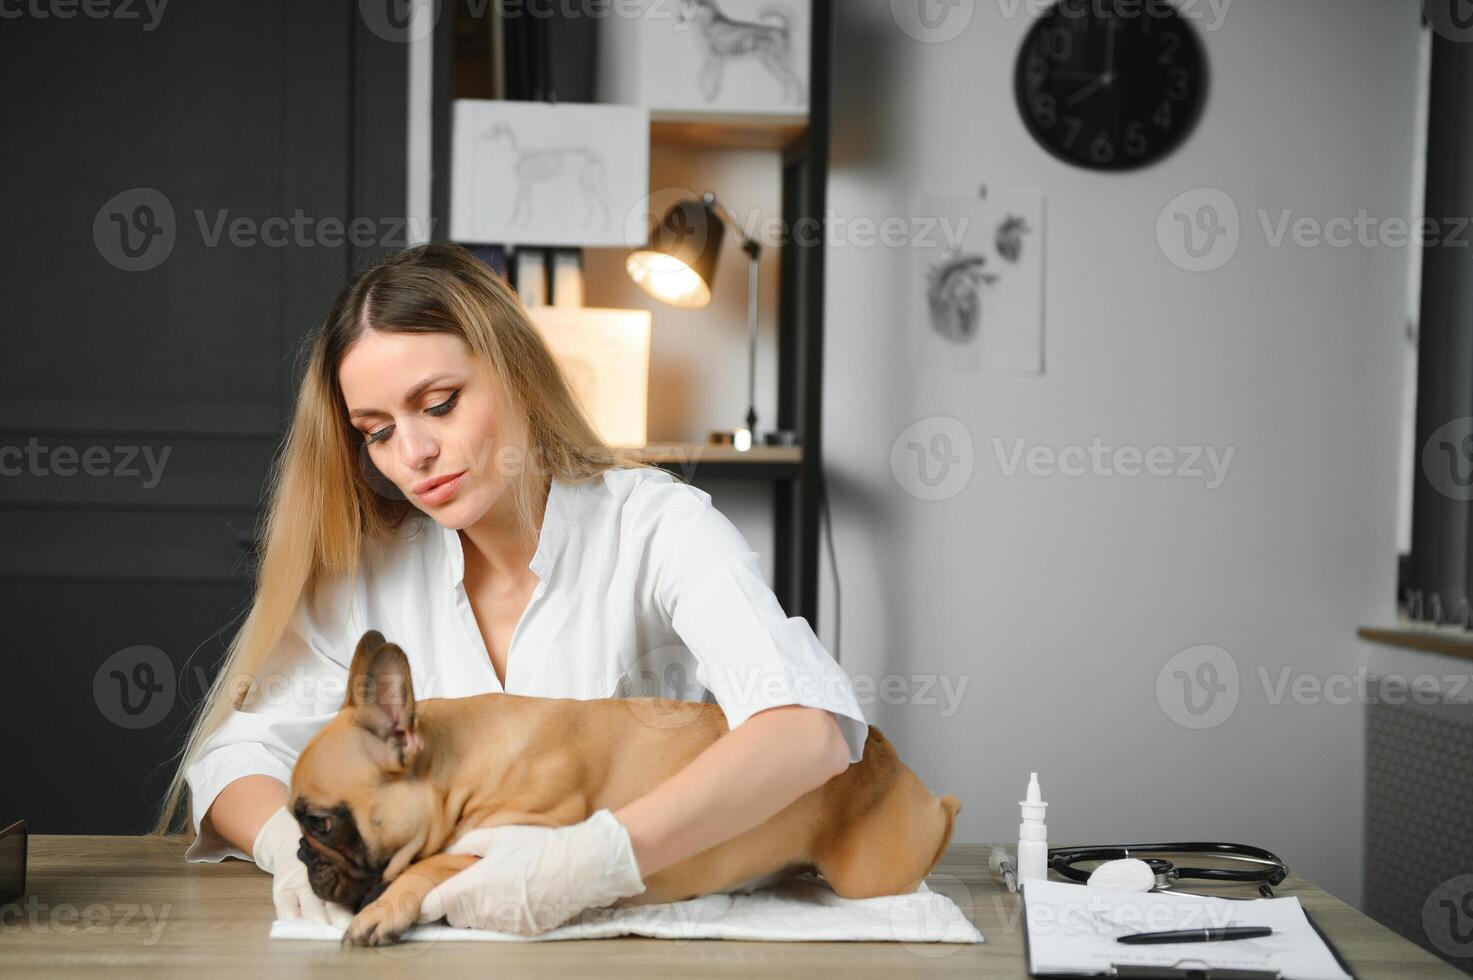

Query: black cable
[[819, 470, 841, 663]]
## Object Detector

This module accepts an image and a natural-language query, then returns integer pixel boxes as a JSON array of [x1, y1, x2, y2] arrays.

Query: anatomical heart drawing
[[914, 191, 1045, 376]]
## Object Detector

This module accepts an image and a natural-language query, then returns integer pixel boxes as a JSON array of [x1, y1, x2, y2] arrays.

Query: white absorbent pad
[[269, 877, 984, 944]]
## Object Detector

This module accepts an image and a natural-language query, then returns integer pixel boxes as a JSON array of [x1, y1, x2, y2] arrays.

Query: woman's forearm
[[202, 774, 289, 858], [613, 705, 852, 880]]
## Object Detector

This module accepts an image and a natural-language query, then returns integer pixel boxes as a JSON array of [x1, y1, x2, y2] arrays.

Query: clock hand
[[1059, 19, 1117, 108], [1065, 73, 1109, 107]]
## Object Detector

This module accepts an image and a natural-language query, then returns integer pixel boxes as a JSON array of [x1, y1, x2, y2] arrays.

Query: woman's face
[[338, 329, 524, 530]]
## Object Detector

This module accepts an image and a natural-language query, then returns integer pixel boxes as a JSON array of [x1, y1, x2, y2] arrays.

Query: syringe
[[989, 845, 1018, 893]]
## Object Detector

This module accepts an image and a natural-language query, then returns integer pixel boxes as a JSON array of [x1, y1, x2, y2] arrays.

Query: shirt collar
[[440, 475, 580, 589]]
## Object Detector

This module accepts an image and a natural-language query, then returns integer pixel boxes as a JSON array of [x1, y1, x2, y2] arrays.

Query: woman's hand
[[416, 810, 646, 935], [252, 806, 355, 927]]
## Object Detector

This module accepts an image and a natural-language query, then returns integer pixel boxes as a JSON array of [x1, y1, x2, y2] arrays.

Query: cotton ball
[[1087, 858, 1156, 892]]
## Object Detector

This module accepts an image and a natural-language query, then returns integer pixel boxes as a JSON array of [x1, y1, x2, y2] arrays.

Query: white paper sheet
[[270, 877, 983, 945], [527, 306, 651, 448], [1023, 879, 1351, 980], [451, 100, 650, 248], [913, 190, 1046, 376]]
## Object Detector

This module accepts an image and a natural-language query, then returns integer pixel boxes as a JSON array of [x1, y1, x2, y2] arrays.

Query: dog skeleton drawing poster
[[914, 191, 1045, 376], [674, 0, 807, 106], [636, 0, 810, 114], [451, 101, 650, 248]]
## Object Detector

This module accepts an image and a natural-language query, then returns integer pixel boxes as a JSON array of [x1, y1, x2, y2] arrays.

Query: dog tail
[[759, 3, 791, 33]]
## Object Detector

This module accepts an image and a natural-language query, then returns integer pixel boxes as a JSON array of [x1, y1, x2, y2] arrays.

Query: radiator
[[1364, 681, 1473, 974]]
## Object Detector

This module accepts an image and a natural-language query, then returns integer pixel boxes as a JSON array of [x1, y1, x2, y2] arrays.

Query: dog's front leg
[[344, 853, 480, 947]]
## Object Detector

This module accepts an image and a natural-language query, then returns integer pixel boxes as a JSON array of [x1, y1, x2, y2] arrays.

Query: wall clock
[[1015, 0, 1207, 171]]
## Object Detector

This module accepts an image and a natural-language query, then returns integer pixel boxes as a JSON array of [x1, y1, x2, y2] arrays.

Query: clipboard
[[1019, 881, 1359, 980]]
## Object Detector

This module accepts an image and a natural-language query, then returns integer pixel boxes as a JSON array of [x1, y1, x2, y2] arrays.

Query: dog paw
[[343, 898, 413, 947]]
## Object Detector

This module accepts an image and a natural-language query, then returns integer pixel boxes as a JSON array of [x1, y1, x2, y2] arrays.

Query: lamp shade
[[626, 197, 723, 308]]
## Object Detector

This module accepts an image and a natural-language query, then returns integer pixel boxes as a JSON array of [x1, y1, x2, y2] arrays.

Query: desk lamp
[[626, 192, 794, 452]]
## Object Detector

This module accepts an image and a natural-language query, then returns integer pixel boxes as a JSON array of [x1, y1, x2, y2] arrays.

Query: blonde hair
[[151, 243, 660, 837]]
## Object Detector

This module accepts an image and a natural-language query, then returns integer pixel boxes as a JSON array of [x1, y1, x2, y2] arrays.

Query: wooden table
[[0, 837, 1459, 978]]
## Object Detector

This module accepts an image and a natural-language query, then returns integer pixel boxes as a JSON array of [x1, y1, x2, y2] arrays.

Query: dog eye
[[307, 814, 334, 836]]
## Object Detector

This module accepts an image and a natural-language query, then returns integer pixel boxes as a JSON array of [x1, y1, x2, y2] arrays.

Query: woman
[[152, 243, 867, 935]]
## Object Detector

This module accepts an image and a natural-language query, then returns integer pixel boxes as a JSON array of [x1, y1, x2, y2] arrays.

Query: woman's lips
[[414, 471, 466, 506]]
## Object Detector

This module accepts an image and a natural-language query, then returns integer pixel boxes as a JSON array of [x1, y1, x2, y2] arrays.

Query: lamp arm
[[702, 192, 761, 443], [702, 192, 761, 259]]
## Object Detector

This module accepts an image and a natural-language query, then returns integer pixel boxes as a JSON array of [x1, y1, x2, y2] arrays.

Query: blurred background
[[3, 0, 1471, 969]]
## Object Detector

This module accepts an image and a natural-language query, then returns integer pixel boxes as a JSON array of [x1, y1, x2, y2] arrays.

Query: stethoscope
[[1049, 842, 1290, 898]]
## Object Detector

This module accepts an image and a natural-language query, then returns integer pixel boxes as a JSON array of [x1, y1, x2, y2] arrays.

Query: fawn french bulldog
[[289, 630, 960, 945]]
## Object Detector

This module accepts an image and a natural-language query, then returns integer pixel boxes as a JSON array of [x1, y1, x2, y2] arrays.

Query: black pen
[[1117, 926, 1274, 945]]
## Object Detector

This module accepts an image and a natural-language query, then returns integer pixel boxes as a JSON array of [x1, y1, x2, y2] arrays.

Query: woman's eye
[[426, 390, 460, 418], [360, 390, 456, 443]]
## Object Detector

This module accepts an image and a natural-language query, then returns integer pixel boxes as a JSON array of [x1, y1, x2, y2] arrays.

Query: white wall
[[821, 0, 1422, 906]]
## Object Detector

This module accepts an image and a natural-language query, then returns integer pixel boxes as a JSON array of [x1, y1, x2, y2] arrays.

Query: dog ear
[[345, 629, 388, 704], [345, 630, 421, 771]]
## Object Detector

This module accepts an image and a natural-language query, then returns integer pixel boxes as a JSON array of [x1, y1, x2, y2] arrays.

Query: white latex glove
[[416, 809, 646, 935], [252, 805, 355, 928]]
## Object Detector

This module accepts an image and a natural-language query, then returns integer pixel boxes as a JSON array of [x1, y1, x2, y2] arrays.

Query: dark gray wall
[[0, 2, 407, 834]]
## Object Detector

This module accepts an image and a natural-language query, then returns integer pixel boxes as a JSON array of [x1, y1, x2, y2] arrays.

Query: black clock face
[[1015, 0, 1207, 171]]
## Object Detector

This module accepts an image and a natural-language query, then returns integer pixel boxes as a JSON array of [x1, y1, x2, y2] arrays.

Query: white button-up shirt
[[184, 465, 867, 862]]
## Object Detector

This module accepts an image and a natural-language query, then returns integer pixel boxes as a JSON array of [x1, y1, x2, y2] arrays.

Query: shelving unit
[[650, 109, 808, 151], [430, 0, 832, 626], [615, 442, 802, 482]]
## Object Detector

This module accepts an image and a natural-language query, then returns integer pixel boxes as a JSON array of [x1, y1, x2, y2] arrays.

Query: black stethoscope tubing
[[1048, 842, 1289, 897]]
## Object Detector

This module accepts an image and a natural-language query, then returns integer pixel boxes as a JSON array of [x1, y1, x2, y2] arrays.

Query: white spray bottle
[[1017, 771, 1048, 884]]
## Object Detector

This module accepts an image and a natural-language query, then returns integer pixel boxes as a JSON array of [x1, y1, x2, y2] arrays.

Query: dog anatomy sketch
[[479, 122, 610, 230], [675, 0, 805, 104], [926, 253, 998, 344]]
